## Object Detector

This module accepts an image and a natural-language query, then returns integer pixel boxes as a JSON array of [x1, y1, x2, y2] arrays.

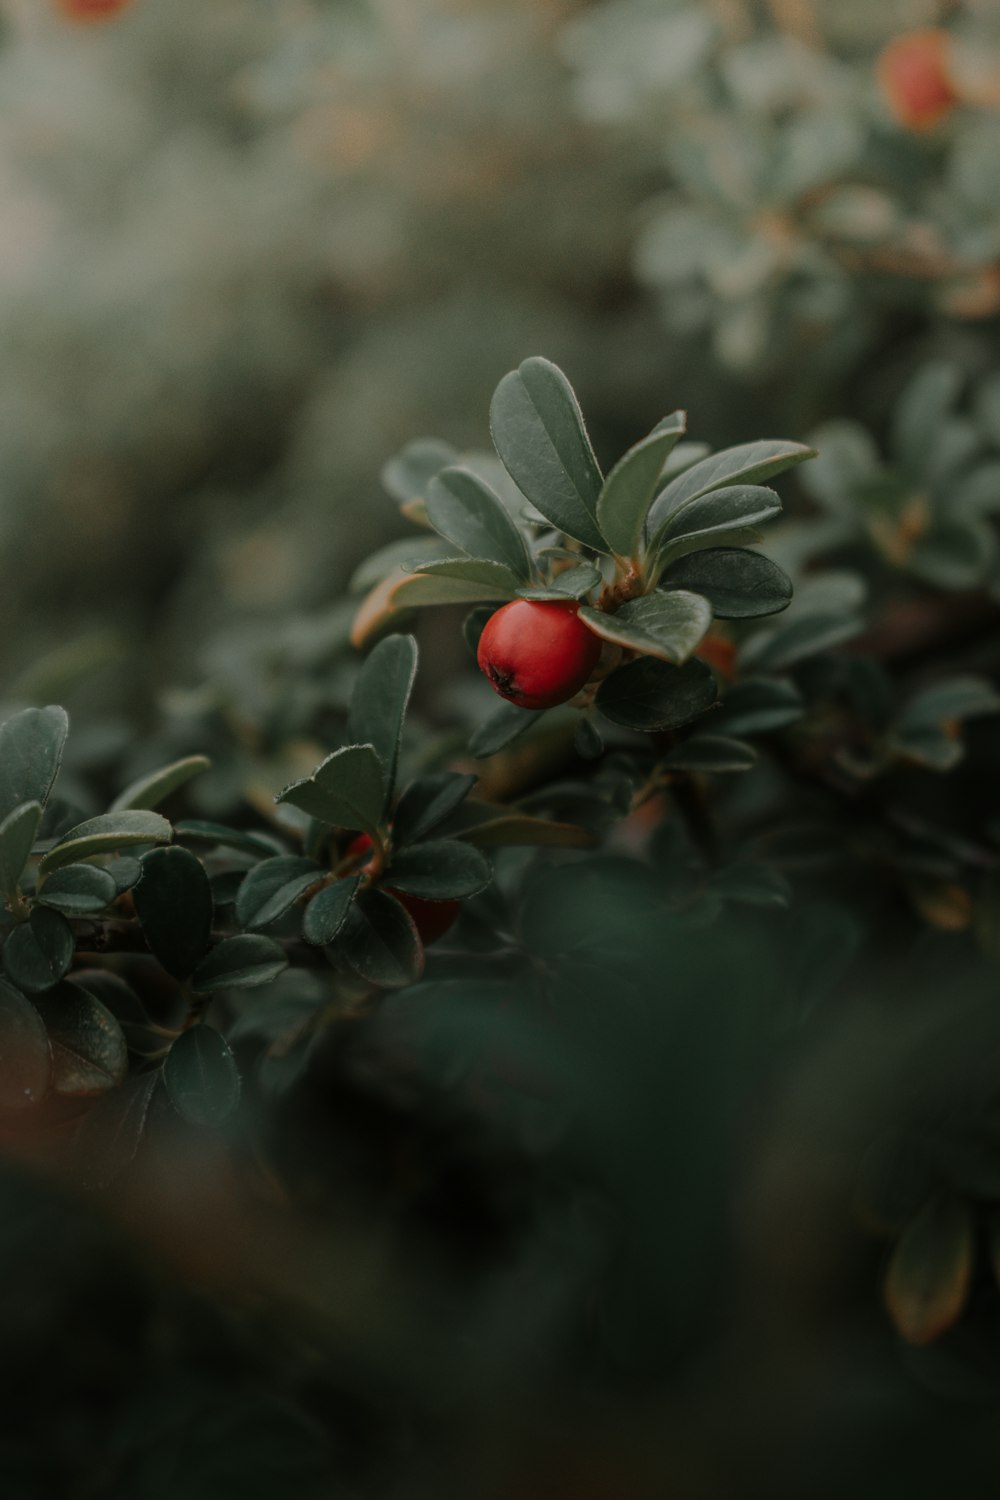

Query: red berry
[[878, 30, 957, 130], [345, 834, 460, 946], [55, 0, 134, 19], [476, 599, 602, 710]]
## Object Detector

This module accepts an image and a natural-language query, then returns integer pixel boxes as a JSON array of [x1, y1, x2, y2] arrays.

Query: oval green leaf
[[276, 743, 385, 836], [110, 755, 212, 813], [192, 935, 288, 994], [661, 548, 793, 619], [35, 980, 128, 1097], [133, 845, 214, 981], [3, 908, 74, 994], [646, 439, 815, 537], [39, 810, 173, 876], [392, 773, 478, 847], [0, 976, 51, 1110], [0, 800, 41, 909], [164, 1025, 241, 1128], [347, 634, 418, 814], [596, 657, 717, 732], [0, 705, 68, 826], [234, 856, 322, 931], [385, 840, 491, 900], [579, 591, 712, 665], [426, 466, 533, 579], [301, 875, 361, 947], [36, 862, 119, 917], [337, 890, 424, 990], [597, 412, 687, 558]]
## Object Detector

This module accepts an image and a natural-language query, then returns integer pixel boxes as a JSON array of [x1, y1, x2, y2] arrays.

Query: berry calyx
[[345, 834, 461, 946], [878, 30, 957, 130], [476, 598, 602, 710], [55, 0, 134, 20]]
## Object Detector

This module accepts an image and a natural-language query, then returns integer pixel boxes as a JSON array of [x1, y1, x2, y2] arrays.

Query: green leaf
[[714, 677, 805, 736], [908, 517, 994, 589], [710, 862, 790, 907], [662, 735, 757, 773], [382, 437, 457, 506], [426, 466, 532, 579], [739, 613, 863, 672], [661, 548, 793, 619], [174, 821, 281, 857], [0, 705, 68, 826], [468, 700, 547, 758], [596, 411, 687, 558], [347, 633, 418, 815], [110, 755, 212, 813], [0, 976, 51, 1109], [3, 908, 74, 994], [39, 810, 173, 875], [192, 935, 288, 993], [133, 846, 214, 981], [386, 840, 491, 900], [164, 1025, 241, 1127], [885, 1192, 974, 1347], [349, 536, 449, 594], [899, 676, 1000, 732], [579, 591, 712, 665], [650, 485, 783, 563], [596, 657, 717, 732], [301, 876, 361, 947], [337, 889, 424, 989], [277, 744, 385, 835], [351, 568, 513, 650], [34, 981, 127, 1097], [234, 856, 322, 931], [892, 363, 963, 476], [392, 773, 478, 847], [444, 805, 596, 849], [72, 1071, 159, 1189], [36, 863, 119, 917], [518, 563, 603, 602], [407, 557, 522, 594], [574, 717, 604, 759], [0, 801, 41, 910], [646, 439, 815, 537], [489, 356, 605, 551]]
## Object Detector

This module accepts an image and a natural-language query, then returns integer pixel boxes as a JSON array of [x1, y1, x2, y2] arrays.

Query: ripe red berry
[[345, 834, 461, 946], [878, 30, 957, 130], [55, 0, 134, 18], [476, 599, 602, 710]]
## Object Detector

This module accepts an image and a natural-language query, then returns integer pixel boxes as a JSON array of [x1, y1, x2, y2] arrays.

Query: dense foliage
[[4, 2, 1000, 1497]]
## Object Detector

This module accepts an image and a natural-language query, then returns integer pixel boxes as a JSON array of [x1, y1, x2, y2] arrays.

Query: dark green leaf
[[899, 676, 1000, 732], [301, 876, 361, 947], [518, 562, 603, 601], [710, 862, 790, 906], [3, 908, 74, 994], [650, 485, 783, 562], [34, 980, 128, 1096], [0, 705, 68, 826], [386, 840, 491, 900], [192, 935, 288, 993], [36, 863, 119, 916], [662, 735, 757, 773], [347, 634, 418, 814], [596, 657, 717, 732], [105, 856, 143, 893], [73, 1071, 159, 1189], [579, 591, 711, 665], [349, 536, 448, 594], [714, 677, 805, 736], [234, 856, 322, 931], [39, 810, 172, 875], [885, 1192, 974, 1347], [468, 701, 547, 758], [908, 517, 994, 589], [109, 755, 212, 813], [444, 805, 596, 849], [277, 744, 385, 835], [133, 846, 214, 981], [392, 773, 478, 846], [646, 439, 815, 536], [892, 362, 963, 475], [337, 889, 424, 989], [0, 976, 50, 1109], [739, 612, 863, 672], [597, 411, 687, 558], [408, 557, 522, 594], [426, 466, 532, 579], [0, 801, 41, 910], [174, 821, 281, 857], [489, 356, 605, 551], [662, 548, 793, 619], [164, 1025, 241, 1127]]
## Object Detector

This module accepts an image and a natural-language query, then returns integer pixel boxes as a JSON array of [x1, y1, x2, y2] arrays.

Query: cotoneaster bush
[[4, 354, 1000, 1490]]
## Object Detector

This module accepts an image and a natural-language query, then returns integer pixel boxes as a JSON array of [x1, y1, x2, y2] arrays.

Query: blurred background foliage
[[4, 0, 1000, 1495]]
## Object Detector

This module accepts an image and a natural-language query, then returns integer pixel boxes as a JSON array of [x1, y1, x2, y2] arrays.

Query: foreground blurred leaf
[[110, 755, 212, 813], [72, 1071, 159, 1189], [885, 1193, 975, 1347], [0, 976, 50, 1109]]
